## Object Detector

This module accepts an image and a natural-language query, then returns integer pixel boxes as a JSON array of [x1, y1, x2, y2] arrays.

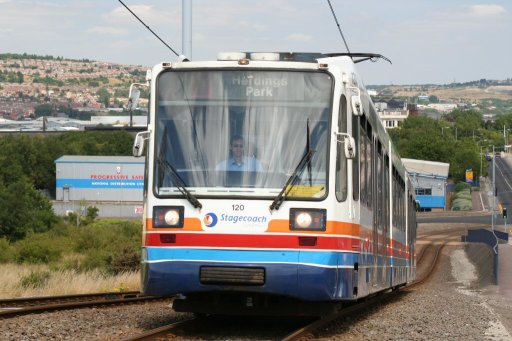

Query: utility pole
[[182, 0, 192, 58], [480, 145, 483, 182], [492, 145, 496, 230]]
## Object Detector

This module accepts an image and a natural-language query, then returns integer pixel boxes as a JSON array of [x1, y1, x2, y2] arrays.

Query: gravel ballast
[[1, 244, 512, 340]]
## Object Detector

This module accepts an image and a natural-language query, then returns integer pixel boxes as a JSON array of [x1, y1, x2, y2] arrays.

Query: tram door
[[373, 139, 388, 288], [372, 136, 379, 287], [382, 154, 390, 287]]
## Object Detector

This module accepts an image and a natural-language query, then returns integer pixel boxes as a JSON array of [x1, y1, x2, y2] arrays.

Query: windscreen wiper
[[269, 148, 315, 212], [269, 119, 315, 212], [157, 155, 202, 209]]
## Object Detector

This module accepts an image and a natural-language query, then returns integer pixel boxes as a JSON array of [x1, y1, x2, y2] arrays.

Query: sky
[[0, 0, 511, 85]]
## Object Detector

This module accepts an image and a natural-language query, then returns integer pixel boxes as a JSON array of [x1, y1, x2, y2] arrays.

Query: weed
[[0, 238, 13, 263], [19, 270, 51, 289]]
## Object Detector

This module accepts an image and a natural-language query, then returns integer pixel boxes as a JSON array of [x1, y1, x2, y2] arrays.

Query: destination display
[[158, 70, 331, 103]]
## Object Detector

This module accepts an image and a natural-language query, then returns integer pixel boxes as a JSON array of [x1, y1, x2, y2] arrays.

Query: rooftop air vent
[[217, 52, 247, 61], [250, 53, 280, 61]]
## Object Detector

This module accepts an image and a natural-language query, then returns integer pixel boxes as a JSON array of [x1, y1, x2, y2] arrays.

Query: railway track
[[120, 293, 406, 341], [0, 291, 163, 319], [120, 240, 447, 341], [282, 241, 447, 340], [2, 226, 453, 339], [410, 242, 446, 288]]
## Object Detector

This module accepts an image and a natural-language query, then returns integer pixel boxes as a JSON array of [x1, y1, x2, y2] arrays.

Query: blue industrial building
[[402, 158, 450, 212], [53, 155, 145, 218]]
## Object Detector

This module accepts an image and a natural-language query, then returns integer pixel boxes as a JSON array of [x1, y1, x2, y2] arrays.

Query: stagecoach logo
[[203, 213, 218, 228]]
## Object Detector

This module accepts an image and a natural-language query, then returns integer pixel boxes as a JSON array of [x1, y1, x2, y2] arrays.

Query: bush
[[451, 182, 472, 211], [19, 270, 51, 289], [0, 177, 58, 241], [452, 191, 471, 201], [73, 220, 141, 274], [64, 206, 99, 226], [14, 234, 63, 264], [8, 219, 141, 274], [80, 250, 111, 272], [111, 246, 140, 274], [451, 198, 472, 211], [454, 182, 471, 192], [0, 238, 13, 263]]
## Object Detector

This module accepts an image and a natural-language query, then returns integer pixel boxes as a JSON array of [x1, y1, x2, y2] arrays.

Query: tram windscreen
[[155, 69, 332, 198]]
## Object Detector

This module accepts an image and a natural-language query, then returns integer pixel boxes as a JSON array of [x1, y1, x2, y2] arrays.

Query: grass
[[0, 219, 143, 298], [0, 263, 140, 298], [451, 183, 473, 211]]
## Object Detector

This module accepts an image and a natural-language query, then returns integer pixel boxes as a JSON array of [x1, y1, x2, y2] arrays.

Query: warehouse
[[402, 158, 450, 212], [53, 155, 145, 218]]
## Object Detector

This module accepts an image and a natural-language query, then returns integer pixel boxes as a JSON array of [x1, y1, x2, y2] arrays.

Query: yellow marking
[[286, 185, 325, 197]]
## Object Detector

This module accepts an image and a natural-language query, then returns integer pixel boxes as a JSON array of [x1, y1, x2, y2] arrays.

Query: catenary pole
[[182, 0, 192, 58]]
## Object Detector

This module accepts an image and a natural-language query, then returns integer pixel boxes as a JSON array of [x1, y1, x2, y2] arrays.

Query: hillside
[[0, 53, 148, 120], [1, 53, 511, 122], [371, 81, 512, 102]]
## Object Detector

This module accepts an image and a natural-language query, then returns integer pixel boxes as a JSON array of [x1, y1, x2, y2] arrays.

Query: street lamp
[[441, 126, 457, 140], [492, 145, 496, 230], [505, 128, 512, 153], [478, 139, 488, 181], [480, 145, 483, 182]]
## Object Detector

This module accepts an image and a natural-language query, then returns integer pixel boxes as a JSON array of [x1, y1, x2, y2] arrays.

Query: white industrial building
[[53, 155, 145, 218], [375, 101, 409, 129], [0, 115, 147, 132]]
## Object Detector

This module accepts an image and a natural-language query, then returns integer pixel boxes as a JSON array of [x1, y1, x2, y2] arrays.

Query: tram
[[131, 52, 417, 316]]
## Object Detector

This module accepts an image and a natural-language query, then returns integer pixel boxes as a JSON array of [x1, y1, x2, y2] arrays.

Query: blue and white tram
[[132, 52, 417, 316]]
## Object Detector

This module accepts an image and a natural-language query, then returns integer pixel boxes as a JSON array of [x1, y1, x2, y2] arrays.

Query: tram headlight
[[289, 208, 326, 231], [153, 206, 184, 228]]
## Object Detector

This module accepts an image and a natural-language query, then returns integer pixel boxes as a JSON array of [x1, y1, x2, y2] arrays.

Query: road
[[493, 156, 512, 212], [418, 155, 512, 228]]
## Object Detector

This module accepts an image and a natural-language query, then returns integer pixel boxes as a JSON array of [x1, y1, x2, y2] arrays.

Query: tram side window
[[336, 95, 348, 202], [393, 169, 399, 229], [394, 170, 399, 230], [399, 178, 405, 231], [366, 123, 373, 209], [383, 156, 389, 231], [396, 176, 401, 231], [376, 140, 383, 230], [359, 116, 367, 206], [352, 115, 359, 201], [400, 175, 405, 231]]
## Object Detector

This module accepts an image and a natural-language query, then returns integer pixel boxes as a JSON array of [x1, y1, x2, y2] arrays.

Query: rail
[[0, 291, 163, 318]]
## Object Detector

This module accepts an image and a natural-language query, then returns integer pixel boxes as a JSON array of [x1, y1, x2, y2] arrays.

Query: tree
[[0, 177, 57, 241], [389, 116, 453, 161], [445, 109, 483, 139], [34, 103, 54, 117], [97, 88, 111, 108], [0, 131, 134, 240], [428, 95, 439, 103], [389, 115, 481, 181]]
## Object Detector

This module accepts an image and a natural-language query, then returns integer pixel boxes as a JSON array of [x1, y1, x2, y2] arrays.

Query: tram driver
[[216, 135, 262, 172]]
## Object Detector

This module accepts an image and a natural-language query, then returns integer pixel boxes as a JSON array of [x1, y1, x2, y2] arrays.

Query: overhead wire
[[326, 0, 351, 54], [117, 0, 180, 56]]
